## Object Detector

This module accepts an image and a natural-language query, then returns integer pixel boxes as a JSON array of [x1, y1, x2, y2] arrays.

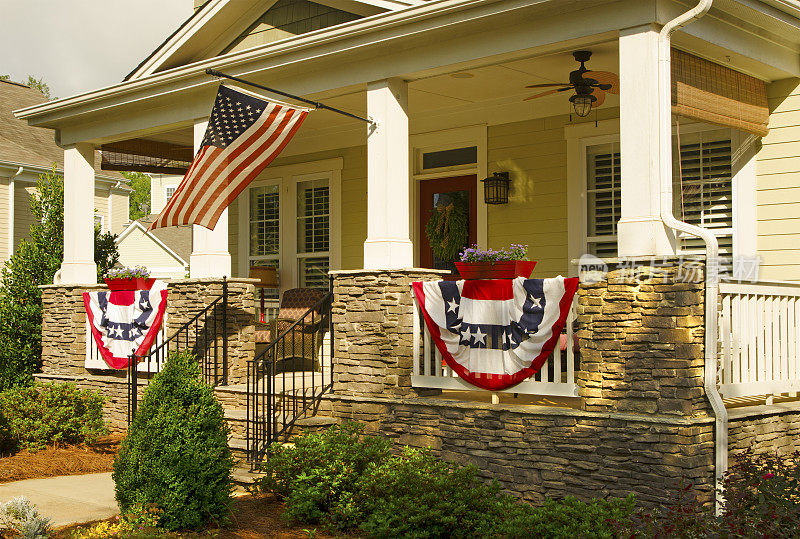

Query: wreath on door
[[425, 198, 468, 262]]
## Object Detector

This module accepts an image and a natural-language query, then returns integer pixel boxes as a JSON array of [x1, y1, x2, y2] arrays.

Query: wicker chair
[[254, 288, 326, 370]]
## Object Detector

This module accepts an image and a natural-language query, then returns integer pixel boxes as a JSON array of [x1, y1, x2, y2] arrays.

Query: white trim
[[127, 0, 425, 81], [411, 124, 487, 266], [115, 220, 189, 266], [238, 158, 343, 290], [94, 213, 105, 233]]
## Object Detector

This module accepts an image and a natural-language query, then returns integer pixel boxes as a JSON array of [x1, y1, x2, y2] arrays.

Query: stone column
[[60, 143, 97, 284], [190, 117, 231, 278], [364, 79, 414, 269], [617, 25, 676, 257], [576, 258, 709, 416], [331, 269, 447, 398]]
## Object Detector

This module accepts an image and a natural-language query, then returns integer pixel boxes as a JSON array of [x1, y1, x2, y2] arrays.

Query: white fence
[[85, 318, 169, 372], [718, 281, 800, 400], [411, 297, 579, 397]]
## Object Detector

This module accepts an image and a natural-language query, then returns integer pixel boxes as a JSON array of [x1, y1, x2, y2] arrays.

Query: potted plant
[[104, 266, 155, 291], [454, 244, 537, 280]]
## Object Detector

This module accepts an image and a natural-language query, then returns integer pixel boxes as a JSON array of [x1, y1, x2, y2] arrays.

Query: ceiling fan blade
[[523, 89, 559, 101], [525, 83, 571, 88], [585, 71, 619, 94], [592, 88, 607, 108]]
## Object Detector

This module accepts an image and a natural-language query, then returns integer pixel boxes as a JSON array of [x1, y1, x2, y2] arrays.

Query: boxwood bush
[[113, 350, 234, 530], [0, 382, 106, 451], [254, 422, 636, 538]]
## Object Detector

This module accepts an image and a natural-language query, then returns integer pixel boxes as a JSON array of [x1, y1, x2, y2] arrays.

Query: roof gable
[[126, 0, 423, 81]]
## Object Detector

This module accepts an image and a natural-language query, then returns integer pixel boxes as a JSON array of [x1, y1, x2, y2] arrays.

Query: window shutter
[[586, 146, 621, 258], [674, 136, 734, 265]]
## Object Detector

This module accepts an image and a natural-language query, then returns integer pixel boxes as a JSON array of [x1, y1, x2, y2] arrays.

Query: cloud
[[0, 0, 191, 98]]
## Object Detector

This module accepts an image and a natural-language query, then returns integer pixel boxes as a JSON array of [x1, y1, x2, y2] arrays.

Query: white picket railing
[[85, 318, 168, 372], [411, 297, 579, 397], [718, 281, 800, 400]]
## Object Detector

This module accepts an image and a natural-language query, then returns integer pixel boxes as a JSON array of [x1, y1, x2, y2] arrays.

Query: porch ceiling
[[125, 40, 621, 153]]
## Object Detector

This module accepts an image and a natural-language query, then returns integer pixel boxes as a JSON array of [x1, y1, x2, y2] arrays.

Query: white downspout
[[658, 0, 728, 514]]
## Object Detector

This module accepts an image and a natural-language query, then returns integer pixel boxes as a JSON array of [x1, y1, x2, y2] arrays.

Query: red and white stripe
[[150, 101, 308, 231]]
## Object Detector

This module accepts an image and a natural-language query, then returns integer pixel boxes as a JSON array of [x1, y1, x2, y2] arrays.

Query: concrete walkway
[[0, 472, 118, 527]]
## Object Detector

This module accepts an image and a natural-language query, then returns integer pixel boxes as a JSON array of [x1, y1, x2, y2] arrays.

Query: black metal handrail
[[247, 291, 334, 465], [127, 279, 229, 424]]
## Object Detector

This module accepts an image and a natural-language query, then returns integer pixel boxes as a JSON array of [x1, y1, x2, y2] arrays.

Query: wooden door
[[419, 175, 477, 272]]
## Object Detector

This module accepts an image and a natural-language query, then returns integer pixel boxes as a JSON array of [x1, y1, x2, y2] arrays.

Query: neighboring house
[[18, 0, 800, 511], [0, 79, 130, 270], [115, 214, 190, 280], [149, 173, 182, 214]]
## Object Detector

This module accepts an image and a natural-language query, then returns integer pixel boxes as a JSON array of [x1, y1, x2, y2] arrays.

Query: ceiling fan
[[524, 50, 619, 116]]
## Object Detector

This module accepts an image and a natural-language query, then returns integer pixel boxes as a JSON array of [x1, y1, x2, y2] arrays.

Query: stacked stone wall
[[728, 404, 800, 457], [322, 394, 715, 506], [38, 278, 257, 427], [330, 269, 448, 399]]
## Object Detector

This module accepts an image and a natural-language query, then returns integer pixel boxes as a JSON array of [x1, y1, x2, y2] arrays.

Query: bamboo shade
[[672, 48, 769, 137], [100, 138, 193, 175]]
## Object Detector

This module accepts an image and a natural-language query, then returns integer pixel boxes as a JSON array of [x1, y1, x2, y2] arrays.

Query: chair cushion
[[279, 288, 326, 320]]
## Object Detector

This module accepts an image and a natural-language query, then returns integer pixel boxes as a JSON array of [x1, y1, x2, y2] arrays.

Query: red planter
[[455, 260, 537, 280], [104, 278, 155, 291]]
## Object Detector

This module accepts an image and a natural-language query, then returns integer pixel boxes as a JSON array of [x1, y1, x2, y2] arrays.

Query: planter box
[[454, 260, 537, 280], [104, 278, 155, 291]]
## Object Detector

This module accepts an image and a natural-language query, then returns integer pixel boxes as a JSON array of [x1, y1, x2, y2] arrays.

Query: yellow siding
[[110, 191, 129, 234], [229, 197, 239, 277], [756, 78, 800, 281], [14, 185, 36, 249], [94, 190, 109, 231], [0, 178, 8, 266], [117, 226, 186, 279]]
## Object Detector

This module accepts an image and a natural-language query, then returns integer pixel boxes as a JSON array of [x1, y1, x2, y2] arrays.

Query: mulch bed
[[0, 434, 122, 483], [54, 494, 349, 538]]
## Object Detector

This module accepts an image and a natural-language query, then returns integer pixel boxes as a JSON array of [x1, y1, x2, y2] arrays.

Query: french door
[[247, 171, 333, 296]]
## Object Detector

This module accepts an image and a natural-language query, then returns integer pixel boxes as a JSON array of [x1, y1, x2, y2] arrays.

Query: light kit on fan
[[523, 50, 619, 117]]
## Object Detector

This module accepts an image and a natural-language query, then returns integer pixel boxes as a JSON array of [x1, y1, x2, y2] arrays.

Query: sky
[[0, 1, 193, 99]]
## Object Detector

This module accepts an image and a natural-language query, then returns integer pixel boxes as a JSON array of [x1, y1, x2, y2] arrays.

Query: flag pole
[[205, 69, 376, 126]]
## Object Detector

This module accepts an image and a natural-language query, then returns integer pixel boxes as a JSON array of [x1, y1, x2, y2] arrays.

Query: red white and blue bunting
[[83, 281, 168, 369], [412, 277, 579, 391]]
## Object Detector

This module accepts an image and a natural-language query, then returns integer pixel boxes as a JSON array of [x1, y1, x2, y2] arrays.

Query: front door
[[419, 175, 477, 272]]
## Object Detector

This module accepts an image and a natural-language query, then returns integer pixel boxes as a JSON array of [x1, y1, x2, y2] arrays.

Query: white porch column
[[60, 143, 97, 284], [363, 78, 413, 269], [617, 26, 676, 257], [190, 117, 231, 278]]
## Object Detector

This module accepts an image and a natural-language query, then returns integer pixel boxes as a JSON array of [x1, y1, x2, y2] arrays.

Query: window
[[249, 184, 281, 303], [297, 178, 330, 289], [94, 214, 104, 232], [672, 130, 733, 264], [586, 143, 620, 259], [246, 173, 333, 294], [164, 186, 177, 204], [584, 129, 733, 261], [421, 146, 478, 171]]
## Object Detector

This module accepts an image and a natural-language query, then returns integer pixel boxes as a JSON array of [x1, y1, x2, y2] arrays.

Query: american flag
[[150, 85, 309, 230]]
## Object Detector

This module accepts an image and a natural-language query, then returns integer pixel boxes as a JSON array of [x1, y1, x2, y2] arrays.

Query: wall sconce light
[[482, 172, 510, 204]]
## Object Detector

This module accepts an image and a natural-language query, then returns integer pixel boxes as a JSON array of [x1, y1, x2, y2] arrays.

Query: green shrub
[[0, 382, 107, 451], [356, 446, 510, 538], [113, 350, 234, 531], [502, 494, 636, 539], [254, 421, 391, 529], [717, 448, 800, 537]]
